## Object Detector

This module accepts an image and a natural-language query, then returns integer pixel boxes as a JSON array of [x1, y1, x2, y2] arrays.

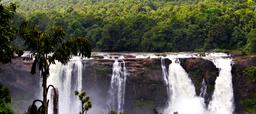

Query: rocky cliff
[[0, 58, 40, 114], [0, 53, 255, 114]]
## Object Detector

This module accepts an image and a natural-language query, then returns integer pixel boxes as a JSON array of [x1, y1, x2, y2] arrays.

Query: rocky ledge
[[0, 53, 255, 114]]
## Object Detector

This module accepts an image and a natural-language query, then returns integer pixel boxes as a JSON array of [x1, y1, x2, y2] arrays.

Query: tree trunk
[[43, 74, 48, 114]]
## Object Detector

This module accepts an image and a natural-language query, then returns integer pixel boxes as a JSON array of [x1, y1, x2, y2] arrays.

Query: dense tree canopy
[[19, 14, 91, 114], [0, 2, 21, 63], [0, 84, 13, 114], [0, 0, 255, 113], [1, 0, 256, 53]]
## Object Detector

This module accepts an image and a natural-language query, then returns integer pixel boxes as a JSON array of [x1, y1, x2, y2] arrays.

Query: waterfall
[[108, 58, 127, 113], [48, 56, 83, 114], [161, 57, 169, 86], [200, 79, 207, 98], [207, 56, 234, 114], [48, 62, 62, 114], [161, 57, 171, 105], [164, 58, 206, 114], [163, 53, 234, 114], [39, 52, 234, 114]]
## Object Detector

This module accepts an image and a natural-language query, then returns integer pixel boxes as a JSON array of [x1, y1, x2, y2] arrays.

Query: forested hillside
[[2, 0, 256, 53]]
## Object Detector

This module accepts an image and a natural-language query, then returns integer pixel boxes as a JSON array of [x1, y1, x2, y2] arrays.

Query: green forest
[[1, 0, 256, 53], [1, 0, 256, 114]]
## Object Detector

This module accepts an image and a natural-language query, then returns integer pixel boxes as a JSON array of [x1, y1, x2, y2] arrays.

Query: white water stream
[[163, 53, 234, 114], [164, 58, 206, 114], [43, 53, 234, 114], [206, 54, 234, 114], [108, 57, 127, 113], [48, 56, 83, 114]]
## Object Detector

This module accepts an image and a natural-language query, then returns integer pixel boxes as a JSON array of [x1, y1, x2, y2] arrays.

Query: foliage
[[108, 111, 128, 114], [245, 29, 256, 53], [25, 100, 44, 114], [153, 108, 159, 114], [243, 66, 256, 79], [19, 12, 91, 114], [0, 2, 23, 63], [4, 0, 256, 52], [0, 84, 14, 114], [242, 66, 256, 113], [0, 2, 16, 114], [240, 97, 256, 113], [75, 91, 92, 114], [19, 19, 91, 68]]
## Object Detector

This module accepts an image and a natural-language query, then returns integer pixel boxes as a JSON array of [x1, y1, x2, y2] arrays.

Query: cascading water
[[48, 62, 62, 114], [206, 55, 234, 114], [164, 58, 206, 114], [48, 56, 83, 114], [108, 58, 127, 113], [161, 57, 171, 104], [161, 57, 169, 86], [163, 53, 234, 114], [38, 52, 234, 114], [200, 79, 207, 98]]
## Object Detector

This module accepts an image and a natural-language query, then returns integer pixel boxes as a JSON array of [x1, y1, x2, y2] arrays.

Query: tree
[[5, 0, 256, 53], [141, 26, 173, 52], [0, 84, 14, 114], [245, 29, 256, 53], [0, 2, 19, 114], [20, 20, 91, 114], [0, 2, 22, 63], [75, 91, 92, 114]]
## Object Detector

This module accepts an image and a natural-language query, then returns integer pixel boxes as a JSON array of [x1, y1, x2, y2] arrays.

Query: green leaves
[[245, 29, 256, 53], [240, 97, 256, 113], [243, 66, 256, 79], [108, 111, 128, 114], [20, 18, 91, 74], [66, 37, 91, 58], [0, 3, 18, 63], [75, 90, 92, 114], [9, 0, 256, 53], [50, 37, 91, 64], [0, 84, 14, 114], [20, 17, 91, 114], [0, 103, 14, 114], [75, 90, 79, 95]]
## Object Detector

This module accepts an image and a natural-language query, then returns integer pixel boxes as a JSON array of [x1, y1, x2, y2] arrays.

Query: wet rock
[[0, 58, 40, 114], [180, 58, 218, 105], [0, 55, 256, 114], [232, 56, 256, 114]]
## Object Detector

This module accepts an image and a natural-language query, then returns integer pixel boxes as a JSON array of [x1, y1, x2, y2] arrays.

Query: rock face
[[180, 58, 219, 105], [0, 54, 255, 114], [232, 56, 256, 114], [0, 58, 40, 114], [83, 58, 168, 114]]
